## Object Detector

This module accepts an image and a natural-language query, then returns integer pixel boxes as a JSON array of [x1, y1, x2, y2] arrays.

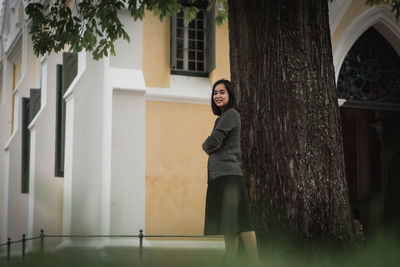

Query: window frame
[[11, 54, 22, 134], [0, 64, 3, 104], [170, 2, 215, 77], [54, 53, 78, 178], [21, 97, 30, 193]]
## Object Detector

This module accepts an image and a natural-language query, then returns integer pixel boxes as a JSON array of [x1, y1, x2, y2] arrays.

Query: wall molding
[[329, 0, 352, 34], [333, 5, 400, 81], [146, 75, 211, 105]]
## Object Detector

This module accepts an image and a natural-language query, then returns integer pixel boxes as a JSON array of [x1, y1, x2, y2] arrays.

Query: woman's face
[[213, 83, 230, 111]]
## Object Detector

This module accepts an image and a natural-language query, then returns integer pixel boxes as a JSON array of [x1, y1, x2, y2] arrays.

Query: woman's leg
[[240, 231, 261, 264], [224, 234, 239, 263]]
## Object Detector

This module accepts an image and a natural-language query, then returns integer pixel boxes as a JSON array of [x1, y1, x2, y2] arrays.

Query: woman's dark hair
[[211, 79, 236, 116]]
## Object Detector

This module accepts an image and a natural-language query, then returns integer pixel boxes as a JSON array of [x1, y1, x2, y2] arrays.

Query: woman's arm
[[207, 143, 222, 153], [202, 109, 238, 154]]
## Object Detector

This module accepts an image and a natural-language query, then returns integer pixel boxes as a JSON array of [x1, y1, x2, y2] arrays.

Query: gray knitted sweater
[[202, 108, 243, 180]]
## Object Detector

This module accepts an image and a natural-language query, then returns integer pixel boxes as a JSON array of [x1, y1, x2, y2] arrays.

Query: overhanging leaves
[[25, 0, 229, 60], [26, 0, 398, 60], [26, 0, 183, 60]]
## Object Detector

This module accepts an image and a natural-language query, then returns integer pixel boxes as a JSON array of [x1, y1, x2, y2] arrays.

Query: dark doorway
[[338, 26, 400, 235], [340, 108, 400, 235]]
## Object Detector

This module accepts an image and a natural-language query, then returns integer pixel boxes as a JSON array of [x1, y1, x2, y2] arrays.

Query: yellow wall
[[17, 3, 23, 23], [210, 21, 230, 84], [143, 11, 231, 235], [331, 0, 371, 46], [143, 13, 171, 88], [146, 101, 216, 234], [142, 11, 230, 87]]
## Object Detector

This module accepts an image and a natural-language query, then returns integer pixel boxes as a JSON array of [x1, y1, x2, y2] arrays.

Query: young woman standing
[[202, 79, 260, 264]]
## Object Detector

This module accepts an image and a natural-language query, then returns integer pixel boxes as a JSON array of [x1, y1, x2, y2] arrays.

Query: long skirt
[[204, 175, 255, 235]]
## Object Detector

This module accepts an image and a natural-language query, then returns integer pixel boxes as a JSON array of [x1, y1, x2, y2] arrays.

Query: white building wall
[[26, 52, 64, 248], [60, 11, 146, 245], [109, 9, 143, 70], [103, 10, 146, 239], [62, 95, 74, 238], [110, 89, 145, 235], [1, 150, 10, 244], [0, 0, 65, 248], [1, 25, 31, 244], [65, 55, 105, 238]]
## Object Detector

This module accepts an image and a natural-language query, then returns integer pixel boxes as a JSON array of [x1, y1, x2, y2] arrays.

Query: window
[[21, 97, 30, 193], [337, 28, 400, 103], [11, 56, 22, 134], [20, 88, 41, 193], [54, 53, 78, 177], [171, 2, 215, 76], [175, 10, 205, 72], [20, 57, 43, 193]]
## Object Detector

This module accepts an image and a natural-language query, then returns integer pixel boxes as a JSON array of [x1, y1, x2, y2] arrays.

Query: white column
[[62, 96, 74, 238], [27, 129, 36, 240], [110, 89, 146, 235], [101, 57, 112, 236], [1, 150, 10, 244], [100, 13, 147, 240]]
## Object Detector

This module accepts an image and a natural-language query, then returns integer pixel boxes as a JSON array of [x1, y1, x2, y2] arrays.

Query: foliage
[[26, 0, 178, 59], [26, 0, 398, 60], [25, 0, 227, 60], [210, 0, 228, 25]]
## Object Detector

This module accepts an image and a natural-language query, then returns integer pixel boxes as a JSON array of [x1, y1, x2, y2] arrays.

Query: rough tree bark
[[228, 0, 355, 246]]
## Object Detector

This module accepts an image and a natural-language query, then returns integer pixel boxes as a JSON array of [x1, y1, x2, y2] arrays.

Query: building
[[0, 0, 399, 253]]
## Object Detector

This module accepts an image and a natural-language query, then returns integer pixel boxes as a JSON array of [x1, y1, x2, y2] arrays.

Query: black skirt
[[204, 175, 255, 235]]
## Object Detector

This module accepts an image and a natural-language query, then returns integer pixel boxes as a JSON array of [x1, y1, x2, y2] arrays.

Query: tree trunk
[[227, 0, 355, 246]]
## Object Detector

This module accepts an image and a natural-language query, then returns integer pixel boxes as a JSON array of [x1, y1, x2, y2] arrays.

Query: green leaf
[[183, 6, 199, 24], [25, 0, 225, 60]]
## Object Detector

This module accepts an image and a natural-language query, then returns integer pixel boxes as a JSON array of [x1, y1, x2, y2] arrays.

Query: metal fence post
[[7, 237, 11, 263], [22, 234, 26, 260], [139, 229, 144, 261], [40, 229, 45, 256]]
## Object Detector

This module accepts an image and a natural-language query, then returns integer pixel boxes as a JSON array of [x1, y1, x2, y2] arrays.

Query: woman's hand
[[208, 143, 222, 153]]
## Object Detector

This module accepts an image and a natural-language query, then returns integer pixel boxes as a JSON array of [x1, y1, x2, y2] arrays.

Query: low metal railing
[[0, 229, 220, 264]]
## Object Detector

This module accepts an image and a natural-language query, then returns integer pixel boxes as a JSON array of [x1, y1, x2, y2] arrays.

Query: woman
[[202, 79, 260, 264]]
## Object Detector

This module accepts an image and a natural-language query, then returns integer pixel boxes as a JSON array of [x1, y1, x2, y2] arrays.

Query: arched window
[[337, 27, 400, 103]]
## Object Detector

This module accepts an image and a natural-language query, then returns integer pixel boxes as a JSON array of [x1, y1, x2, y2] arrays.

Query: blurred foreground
[[1, 233, 399, 267]]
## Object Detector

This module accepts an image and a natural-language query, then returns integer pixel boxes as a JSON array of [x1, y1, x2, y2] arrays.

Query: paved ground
[[2, 247, 227, 267]]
